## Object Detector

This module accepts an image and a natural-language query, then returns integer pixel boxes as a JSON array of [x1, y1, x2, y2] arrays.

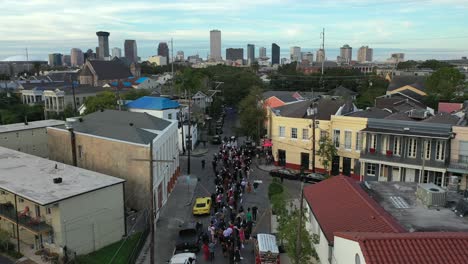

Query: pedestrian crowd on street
[[200, 137, 260, 263]]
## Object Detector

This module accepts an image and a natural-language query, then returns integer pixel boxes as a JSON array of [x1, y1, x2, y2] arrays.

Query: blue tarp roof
[[135, 77, 148, 84], [126, 96, 180, 110]]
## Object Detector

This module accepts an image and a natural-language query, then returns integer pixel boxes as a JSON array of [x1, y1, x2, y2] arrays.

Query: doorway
[[331, 156, 340, 176], [342, 158, 351, 176], [301, 153, 310, 171], [392, 167, 401, 182], [278, 149, 286, 167]]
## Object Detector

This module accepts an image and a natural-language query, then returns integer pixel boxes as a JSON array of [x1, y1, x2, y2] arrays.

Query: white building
[[148, 55, 167, 66], [0, 147, 125, 258], [0, 120, 64, 158], [112, 47, 122, 58], [210, 30, 222, 61], [176, 51, 185, 61], [290, 46, 301, 62]]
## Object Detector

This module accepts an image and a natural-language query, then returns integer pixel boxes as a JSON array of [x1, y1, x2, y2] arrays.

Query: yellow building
[[0, 147, 125, 259], [268, 99, 367, 178], [448, 126, 468, 190]]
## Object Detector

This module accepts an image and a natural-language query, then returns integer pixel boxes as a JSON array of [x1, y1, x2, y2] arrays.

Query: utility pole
[[296, 182, 305, 264], [171, 38, 174, 97], [187, 90, 192, 175], [320, 28, 325, 91], [312, 102, 317, 173], [149, 140, 155, 264]]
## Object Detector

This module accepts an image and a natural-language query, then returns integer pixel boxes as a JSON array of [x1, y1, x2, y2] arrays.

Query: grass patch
[[75, 232, 143, 264]]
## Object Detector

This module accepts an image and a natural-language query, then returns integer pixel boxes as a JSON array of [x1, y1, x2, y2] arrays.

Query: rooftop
[[262, 91, 301, 103], [438, 102, 464, 113], [365, 181, 468, 232], [86, 59, 133, 80], [0, 120, 64, 133], [0, 147, 124, 205], [346, 107, 392, 118], [272, 98, 353, 120], [387, 75, 427, 92], [336, 231, 468, 264], [126, 96, 180, 110], [303, 176, 405, 245], [56, 110, 172, 144]]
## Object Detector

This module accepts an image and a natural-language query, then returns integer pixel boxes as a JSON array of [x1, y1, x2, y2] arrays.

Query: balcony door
[[300, 153, 309, 171], [278, 150, 286, 167], [392, 167, 401, 182], [342, 158, 351, 176], [406, 169, 416, 182]]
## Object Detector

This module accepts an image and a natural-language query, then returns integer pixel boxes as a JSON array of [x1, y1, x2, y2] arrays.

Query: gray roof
[[346, 108, 392, 118], [21, 83, 107, 95], [60, 110, 172, 144], [422, 112, 461, 125], [0, 120, 64, 133], [0, 147, 124, 205], [262, 91, 300, 103], [365, 118, 452, 138], [375, 95, 427, 113], [87, 59, 133, 80], [387, 76, 427, 92], [273, 98, 352, 120], [328, 85, 358, 97]]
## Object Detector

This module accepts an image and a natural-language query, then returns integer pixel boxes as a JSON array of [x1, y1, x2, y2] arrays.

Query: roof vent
[[129, 123, 134, 126], [53, 177, 62, 184]]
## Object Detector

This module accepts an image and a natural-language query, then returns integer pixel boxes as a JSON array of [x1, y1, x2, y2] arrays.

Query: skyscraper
[[124, 40, 138, 63], [48, 53, 62, 67], [357, 46, 373, 63], [247, 44, 255, 65], [96, 31, 110, 60], [226, 48, 244, 61], [316, 49, 325, 63], [62, 55, 71, 66], [70, 48, 84, 67], [301, 52, 313, 64], [158, 42, 169, 65], [259, 47, 267, 58], [176, 51, 185, 61], [210, 30, 222, 61], [290, 46, 301, 62], [338, 44, 352, 64], [112, 47, 122, 58], [272, 43, 280, 65]]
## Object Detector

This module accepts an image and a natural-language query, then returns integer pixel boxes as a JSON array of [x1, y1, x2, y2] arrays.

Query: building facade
[[338, 44, 352, 64], [0, 147, 125, 257], [359, 119, 452, 186], [357, 46, 373, 63], [210, 30, 222, 61], [124, 40, 138, 63], [448, 126, 468, 190], [247, 44, 255, 65], [48, 53, 62, 67], [0, 120, 64, 158], [290, 46, 301, 62], [96, 31, 110, 60], [70, 48, 84, 67], [148, 55, 167, 66], [272, 43, 280, 65], [226, 48, 244, 61], [176, 51, 184, 61], [259, 47, 267, 58], [157, 42, 169, 65], [316, 49, 325, 63], [112, 47, 122, 58]]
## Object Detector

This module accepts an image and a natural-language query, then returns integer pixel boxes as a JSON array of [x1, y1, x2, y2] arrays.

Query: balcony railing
[[361, 148, 447, 169], [0, 203, 52, 234], [449, 160, 468, 173]]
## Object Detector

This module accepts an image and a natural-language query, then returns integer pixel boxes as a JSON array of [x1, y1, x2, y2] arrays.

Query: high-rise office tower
[[112, 47, 122, 58], [48, 53, 63, 67], [272, 43, 280, 65], [158, 42, 169, 65], [226, 48, 244, 61], [124, 40, 138, 63], [96, 31, 110, 60], [357, 46, 373, 63], [62, 55, 71, 66], [70, 48, 84, 67], [210, 30, 222, 61], [176, 51, 184, 61], [290, 46, 301, 62], [259, 47, 267, 58], [247, 44, 255, 65], [338, 44, 352, 64], [301, 52, 314, 64], [316, 49, 325, 63]]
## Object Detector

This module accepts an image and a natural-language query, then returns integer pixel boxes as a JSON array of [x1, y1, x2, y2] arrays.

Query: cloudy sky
[[1, 0, 468, 60]]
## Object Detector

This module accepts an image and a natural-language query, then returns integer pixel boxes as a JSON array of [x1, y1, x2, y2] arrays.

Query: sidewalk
[[255, 160, 281, 172], [136, 175, 198, 264], [179, 146, 209, 157]]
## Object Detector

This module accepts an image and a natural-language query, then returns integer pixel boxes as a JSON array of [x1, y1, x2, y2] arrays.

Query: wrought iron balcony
[[0, 203, 53, 234]]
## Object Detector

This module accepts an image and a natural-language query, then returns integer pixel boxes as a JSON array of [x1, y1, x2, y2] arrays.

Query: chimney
[[53, 177, 62, 184]]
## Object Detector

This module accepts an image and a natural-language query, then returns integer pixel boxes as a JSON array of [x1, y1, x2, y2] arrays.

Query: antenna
[[320, 28, 325, 90], [25, 48, 30, 73]]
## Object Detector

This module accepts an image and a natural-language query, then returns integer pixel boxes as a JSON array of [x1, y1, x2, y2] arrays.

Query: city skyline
[[1, 0, 468, 60]]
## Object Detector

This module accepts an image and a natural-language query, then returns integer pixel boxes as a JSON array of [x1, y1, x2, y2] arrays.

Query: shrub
[[271, 193, 286, 215], [268, 182, 284, 199]]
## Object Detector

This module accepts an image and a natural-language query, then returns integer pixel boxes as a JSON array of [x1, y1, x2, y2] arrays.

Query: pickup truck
[[175, 222, 203, 253]]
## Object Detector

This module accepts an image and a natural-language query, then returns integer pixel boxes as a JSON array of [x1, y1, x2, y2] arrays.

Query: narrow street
[[138, 109, 302, 264]]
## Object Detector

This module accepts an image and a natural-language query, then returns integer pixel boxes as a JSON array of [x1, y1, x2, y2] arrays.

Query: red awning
[[263, 139, 273, 147]]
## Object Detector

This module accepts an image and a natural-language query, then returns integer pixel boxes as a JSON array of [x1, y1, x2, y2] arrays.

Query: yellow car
[[192, 197, 212, 215]]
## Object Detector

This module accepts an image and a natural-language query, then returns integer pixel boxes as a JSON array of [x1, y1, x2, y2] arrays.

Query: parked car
[[211, 135, 222, 145], [168, 252, 196, 264], [301, 172, 326, 183], [215, 126, 223, 134], [192, 197, 211, 215], [175, 222, 203, 253], [269, 168, 301, 180]]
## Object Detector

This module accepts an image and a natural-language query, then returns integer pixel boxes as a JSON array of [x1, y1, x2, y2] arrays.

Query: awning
[[262, 139, 273, 147]]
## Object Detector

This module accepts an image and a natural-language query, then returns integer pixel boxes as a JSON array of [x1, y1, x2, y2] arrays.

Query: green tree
[[317, 135, 338, 176], [426, 67, 465, 99], [121, 89, 151, 100], [238, 86, 266, 143], [397, 60, 418, 70], [277, 202, 315, 264], [419, 59, 452, 70], [84, 91, 118, 114]]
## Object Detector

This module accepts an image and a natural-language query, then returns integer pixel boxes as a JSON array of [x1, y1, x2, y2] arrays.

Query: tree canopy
[[317, 135, 338, 176], [0, 93, 44, 125], [84, 91, 118, 114], [426, 67, 465, 99], [238, 86, 266, 143]]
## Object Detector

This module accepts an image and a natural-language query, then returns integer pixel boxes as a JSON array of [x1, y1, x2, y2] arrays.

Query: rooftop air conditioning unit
[[416, 183, 446, 208]]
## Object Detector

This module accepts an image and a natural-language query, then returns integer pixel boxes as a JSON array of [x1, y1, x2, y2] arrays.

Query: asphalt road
[[153, 109, 302, 264], [0, 255, 14, 264]]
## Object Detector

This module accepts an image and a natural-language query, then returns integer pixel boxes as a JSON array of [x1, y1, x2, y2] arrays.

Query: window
[[381, 135, 389, 154], [35, 205, 41, 217], [279, 126, 285, 137], [460, 141, 468, 163], [320, 131, 328, 142], [333, 130, 340, 148], [291, 128, 298, 139], [168, 113, 173, 120], [48, 231, 54, 244], [18, 198, 24, 203], [16, 132, 19, 138], [46, 207, 52, 214], [393, 136, 401, 156], [355, 133, 361, 151], [344, 131, 352, 150], [302, 129, 309, 140], [436, 140, 445, 161], [367, 164, 376, 176], [407, 138, 417, 158], [370, 134, 377, 150], [422, 140, 431, 160]]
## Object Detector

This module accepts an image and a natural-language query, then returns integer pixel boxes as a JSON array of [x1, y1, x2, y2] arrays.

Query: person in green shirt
[[246, 207, 253, 223]]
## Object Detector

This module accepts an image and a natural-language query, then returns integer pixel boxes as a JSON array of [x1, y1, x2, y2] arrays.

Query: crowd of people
[[200, 137, 260, 263]]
